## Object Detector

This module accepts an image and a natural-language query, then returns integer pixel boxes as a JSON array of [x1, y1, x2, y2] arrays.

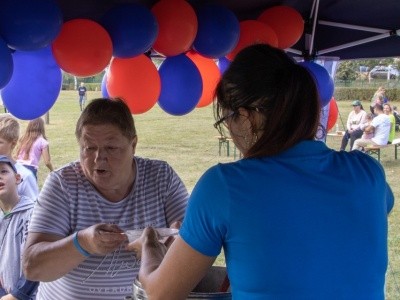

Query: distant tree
[[335, 61, 357, 81], [335, 58, 400, 81]]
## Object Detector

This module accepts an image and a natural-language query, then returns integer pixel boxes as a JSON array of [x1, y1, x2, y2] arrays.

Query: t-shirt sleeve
[[371, 115, 381, 127], [38, 136, 49, 150], [362, 152, 395, 215], [385, 183, 394, 214], [163, 164, 189, 225], [28, 171, 71, 236], [179, 165, 229, 257]]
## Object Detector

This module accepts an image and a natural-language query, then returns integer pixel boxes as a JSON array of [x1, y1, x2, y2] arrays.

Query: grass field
[[16, 91, 400, 298]]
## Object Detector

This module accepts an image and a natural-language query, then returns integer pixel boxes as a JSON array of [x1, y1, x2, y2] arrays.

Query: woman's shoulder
[[53, 161, 83, 178], [338, 150, 385, 174]]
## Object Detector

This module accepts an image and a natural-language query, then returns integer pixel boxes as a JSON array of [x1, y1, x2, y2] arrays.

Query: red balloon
[[186, 51, 221, 108], [226, 20, 278, 61], [258, 6, 304, 49], [52, 19, 112, 77], [107, 55, 161, 114], [327, 97, 339, 131], [151, 0, 198, 57]]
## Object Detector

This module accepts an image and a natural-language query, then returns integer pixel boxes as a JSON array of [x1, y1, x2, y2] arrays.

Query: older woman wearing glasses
[[128, 44, 394, 299], [23, 98, 188, 300]]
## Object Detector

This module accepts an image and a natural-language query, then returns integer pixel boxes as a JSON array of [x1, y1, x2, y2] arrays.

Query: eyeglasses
[[213, 107, 265, 136], [213, 111, 236, 130]]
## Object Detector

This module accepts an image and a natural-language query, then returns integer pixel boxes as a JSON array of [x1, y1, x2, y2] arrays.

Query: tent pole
[[308, 0, 320, 57], [318, 21, 388, 33], [317, 31, 394, 55]]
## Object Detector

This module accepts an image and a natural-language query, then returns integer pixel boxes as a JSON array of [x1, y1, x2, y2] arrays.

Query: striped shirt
[[28, 157, 188, 300]]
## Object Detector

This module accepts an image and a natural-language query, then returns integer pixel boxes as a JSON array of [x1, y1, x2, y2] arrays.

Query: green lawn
[[17, 91, 400, 299]]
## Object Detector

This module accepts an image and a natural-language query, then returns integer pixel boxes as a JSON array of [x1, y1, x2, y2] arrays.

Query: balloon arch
[[0, 0, 334, 129]]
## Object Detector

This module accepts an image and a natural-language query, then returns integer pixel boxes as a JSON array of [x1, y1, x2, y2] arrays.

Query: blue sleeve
[[180, 165, 229, 257], [365, 152, 395, 215], [10, 274, 38, 300], [0, 287, 6, 297], [386, 183, 394, 214]]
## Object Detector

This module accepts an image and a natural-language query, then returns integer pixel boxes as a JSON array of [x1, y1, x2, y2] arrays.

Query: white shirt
[[371, 113, 391, 145], [346, 110, 367, 131]]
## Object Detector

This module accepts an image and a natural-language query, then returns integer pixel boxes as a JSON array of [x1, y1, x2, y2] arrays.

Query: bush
[[334, 87, 400, 102]]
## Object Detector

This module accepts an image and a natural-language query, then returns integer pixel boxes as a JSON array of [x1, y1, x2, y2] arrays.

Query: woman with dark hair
[[128, 44, 394, 299]]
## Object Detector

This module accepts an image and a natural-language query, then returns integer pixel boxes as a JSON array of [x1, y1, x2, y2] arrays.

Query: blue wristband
[[73, 231, 91, 257]]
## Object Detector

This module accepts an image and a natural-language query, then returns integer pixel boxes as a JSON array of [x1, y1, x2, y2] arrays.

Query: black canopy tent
[[56, 0, 400, 60]]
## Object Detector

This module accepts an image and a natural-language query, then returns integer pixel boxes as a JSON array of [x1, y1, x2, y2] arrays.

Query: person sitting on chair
[[340, 100, 367, 151], [352, 104, 391, 151]]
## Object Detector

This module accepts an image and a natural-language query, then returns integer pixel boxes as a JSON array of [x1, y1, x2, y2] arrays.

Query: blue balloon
[[217, 57, 231, 75], [1, 46, 62, 120], [0, 0, 62, 51], [101, 4, 158, 58], [158, 55, 202, 116], [193, 4, 240, 58], [0, 37, 13, 89], [101, 72, 110, 98], [299, 61, 334, 107]]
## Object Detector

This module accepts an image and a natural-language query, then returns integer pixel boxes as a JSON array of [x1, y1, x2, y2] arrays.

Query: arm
[[386, 183, 394, 214], [365, 124, 375, 133], [23, 224, 126, 282], [352, 112, 367, 131], [128, 228, 215, 300], [41, 146, 54, 172], [23, 232, 85, 281], [359, 111, 368, 126], [10, 274, 38, 300], [346, 113, 352, 131], [129, 166, 227, 299]]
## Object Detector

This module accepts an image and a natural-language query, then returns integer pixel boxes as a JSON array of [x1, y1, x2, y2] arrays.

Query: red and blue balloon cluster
[[0, 0, 330, 119]]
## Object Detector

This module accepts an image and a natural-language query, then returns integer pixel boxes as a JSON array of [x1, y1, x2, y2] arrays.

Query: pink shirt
[[17, 135, 49, 169]]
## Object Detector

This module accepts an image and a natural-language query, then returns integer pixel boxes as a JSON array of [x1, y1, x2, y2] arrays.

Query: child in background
[[0, 115, 38, 200], [15, 118, 54, 180], [360, 113, 374, 139], [0, 155, 38, 299]]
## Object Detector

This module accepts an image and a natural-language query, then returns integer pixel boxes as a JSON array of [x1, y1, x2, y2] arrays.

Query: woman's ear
[[237, 107, 254, 133], [237, 107, 249, 118]]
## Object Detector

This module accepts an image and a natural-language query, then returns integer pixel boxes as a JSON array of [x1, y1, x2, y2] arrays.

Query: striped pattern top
[[28, 157, 188, 300]]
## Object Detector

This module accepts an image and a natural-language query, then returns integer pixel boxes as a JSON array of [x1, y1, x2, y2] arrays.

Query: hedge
[[334, 87, 400, 102]]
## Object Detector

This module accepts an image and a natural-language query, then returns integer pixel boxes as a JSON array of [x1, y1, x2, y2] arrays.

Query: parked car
[[369, 65, 399, 79]]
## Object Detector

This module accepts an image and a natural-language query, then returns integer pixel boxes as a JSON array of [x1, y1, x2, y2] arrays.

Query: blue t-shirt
[[180, 140, 393, 299], [78, 86, 86, 96]]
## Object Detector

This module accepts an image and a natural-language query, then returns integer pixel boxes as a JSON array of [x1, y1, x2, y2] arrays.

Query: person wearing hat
[[340, 100, 368, 151], [0, 155, 38, 299]]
